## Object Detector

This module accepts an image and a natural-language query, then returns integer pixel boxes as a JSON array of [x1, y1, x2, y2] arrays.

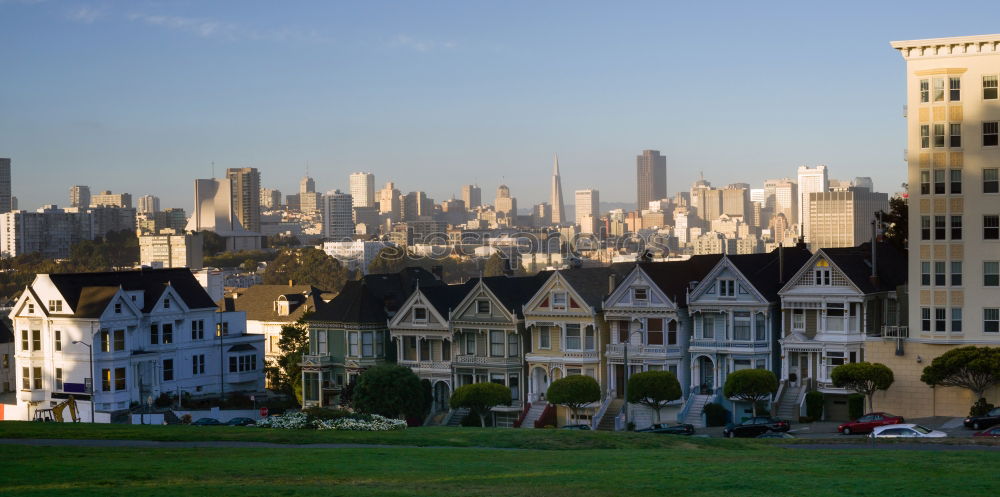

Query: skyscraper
[[551, 155, 564, 225], [803, 187, 888, 248], [0, 159, 9, 214], [91, 190, 132, 208], [575, 189, 599, 234], [300, 176, 315, 195], [378, 182, 401, 219], [138, 195, 160, 214], [461, 184, 482, 209], [349, 172, 376, 208], [797, 165, 828, 232], [495, 185, 517, 218], [69, 185, 90, 209], [226, 167, 261, 232], [636, 150, 667, 211], [322, 190, 355, 241]]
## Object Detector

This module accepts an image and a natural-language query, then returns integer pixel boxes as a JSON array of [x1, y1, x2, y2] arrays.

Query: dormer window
[[814, 260, 832, 286], [719, 280, 735, 297], [163, 298, 171, 309], [476, 300, 491, 315], [27, 303, 34, 314], [551, 292, 567, 311], [633, 288, 648, 304], [413, 307, 428, 322], [276, 300, 290, 316], [114, 302, 122, 314], [48, 300, 62, 312]]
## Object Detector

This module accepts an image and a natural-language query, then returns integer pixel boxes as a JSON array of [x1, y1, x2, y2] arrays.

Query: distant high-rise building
[[0, 206, 94, 259], [226, 167, 261, 232], [551, 155, 565, 225], [139, 233, 204, 269], [804, 187, 888, 249], [533, 202, 552, 227], [91, 190, 132, 208], [461, 185, 482, 209], [0, 159, 9, 214], [575, 189, 599, 234], [138, 195, 160, 214], [300, 192, 323, 214], [636, 150, 667, 211], [495, 185, 517, 218], [285, 194, 300, 211], [9, 196, 16, 211], [797, 165, 828, 234], [187, 179, 235, 233], [721, 185, 751, 220], [853, 176, 874, 190], [378, 182, 401, 219], [260, 188, 282, 209], [349, 172, 376, 208], [70, 185, 90, 209], [765, 178, 797, 228], [322, 190, 355, 241], [300, 176, 315, 195]]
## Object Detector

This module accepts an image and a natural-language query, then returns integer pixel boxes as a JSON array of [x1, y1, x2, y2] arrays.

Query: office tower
[[9, 196, 16, 210], [765, 178, 798, 228], [285, 194, 301, 211], [226, 167, 261, 232], [495, 185, 517, 218], [164, 208, 187, 232], [139, 233, 204, 268], [440, 198, 467, 225], [260, 188, 282, 209], [551, 155, 565, 225], [721, 185, 751, 220], [349, 172, 376, 208], [797, 165, 828, 233], [70, 185, 91, 209], [91, 190, 132, 208], [533, 202, 552, 227], [322, 190, 355, 241], [750, 188, 766, 204], [300, 192, 322, 214], [186, 179, 235, 233], [853, 177, 874, 190], [401, 191, 431, 221], [804, 187, 888, 248], [91, 206, 138, 237], [674, 208, 691, 244], [0, 159, 9, 214], [138, 195, 160, 214], [300, 176, 315, 195], [636, 150, 667, 211], [461, 184, 482, 209], [575, 189, 599, 234], [378, 182, 401, 218]]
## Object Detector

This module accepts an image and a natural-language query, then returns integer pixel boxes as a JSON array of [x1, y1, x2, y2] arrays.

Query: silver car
[[870, 423, 947, 438]]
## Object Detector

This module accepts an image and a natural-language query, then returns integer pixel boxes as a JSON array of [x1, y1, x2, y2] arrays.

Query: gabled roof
[[819, 242, 907, 294], [637, 254, 724, 305], [553, 265, 634, 310], [727, 245, 814, 301], [217, 284, 325, 322], [417, 282, 476, 319], [478, 272, 552, 318], [46, 268, 217, 318], [309, 267, 443, 324]]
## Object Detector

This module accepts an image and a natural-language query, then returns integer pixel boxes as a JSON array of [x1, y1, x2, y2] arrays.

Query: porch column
[[807, 352, 814, 381], [416, 337, 422, 363], [781, 352, 788, 380]]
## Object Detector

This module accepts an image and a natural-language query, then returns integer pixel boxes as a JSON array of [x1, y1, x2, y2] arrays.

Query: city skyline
[[4, 2, 996, 210]]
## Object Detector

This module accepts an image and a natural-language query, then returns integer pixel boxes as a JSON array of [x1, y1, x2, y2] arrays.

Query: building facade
[[805, 187, 888, 249], [322, 190, 354, 241], [139, 233, 204, 269], [636, 150, 667, 212], [349, 172, 376, 208]]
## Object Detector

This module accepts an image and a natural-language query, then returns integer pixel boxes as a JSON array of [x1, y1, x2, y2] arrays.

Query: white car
[[870, 423, 947, 439]]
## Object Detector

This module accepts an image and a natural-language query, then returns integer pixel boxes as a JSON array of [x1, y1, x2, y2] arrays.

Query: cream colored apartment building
[[873, 35, 1000, 417]]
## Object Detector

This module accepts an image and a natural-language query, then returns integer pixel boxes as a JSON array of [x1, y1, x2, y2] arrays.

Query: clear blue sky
[[1, 0, 997, 211]]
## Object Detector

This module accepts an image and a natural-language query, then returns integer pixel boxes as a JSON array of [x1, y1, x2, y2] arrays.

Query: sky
[[2, 0, 999, 212]]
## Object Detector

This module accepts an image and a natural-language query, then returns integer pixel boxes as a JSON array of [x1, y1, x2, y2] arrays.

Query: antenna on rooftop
[[212, 161, 215, 178]]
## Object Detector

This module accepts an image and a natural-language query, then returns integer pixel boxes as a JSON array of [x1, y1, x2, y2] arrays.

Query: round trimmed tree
[[921, 346, 1000, 411], [450, 382, 512, 427], [831, 362, 894, 413], [352, 364, 424, 419], [626, 370, 682, 424], [723, 369, 778, 417], [546, 375, 601, 425]]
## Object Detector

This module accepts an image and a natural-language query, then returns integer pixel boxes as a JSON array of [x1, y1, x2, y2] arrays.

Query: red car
[[838, 412, 905, 435], [973, 426, 1000, 437]]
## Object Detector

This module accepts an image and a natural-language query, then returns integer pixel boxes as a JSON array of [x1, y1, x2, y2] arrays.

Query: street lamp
[[72, 340, 95, 423], [621, 328, 644, 429]]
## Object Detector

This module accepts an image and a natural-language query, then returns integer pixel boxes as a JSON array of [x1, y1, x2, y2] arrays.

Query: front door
[[614, 365, 625, 398], [699, 357, 714, 394]]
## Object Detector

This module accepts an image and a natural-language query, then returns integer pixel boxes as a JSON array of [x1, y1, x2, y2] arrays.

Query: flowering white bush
[[257, 411, 311, 429], [315, 414, 407, 431]]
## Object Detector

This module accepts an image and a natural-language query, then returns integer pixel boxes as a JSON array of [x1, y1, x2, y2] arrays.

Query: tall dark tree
[[546, 375, 601, 424], [367, 246, 407, 275], [353, 364, 425, 419], [200, 230, 228, 257], [450, 383, 512, 427], [263, 247, 348, 293], [265, 321, 310, 404], [880, 194, 908, 251], [483, 253, 507, 277]]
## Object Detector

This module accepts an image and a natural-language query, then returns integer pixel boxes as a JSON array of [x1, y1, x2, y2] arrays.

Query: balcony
[[562, 350, 598, 360], [606, 343, 669, 357], [454, 355, 521, 366], [881, 326, 909, 339], [689, 339, 769, 350], [398, 359, 451, 371], [301, 354, 338, 367]]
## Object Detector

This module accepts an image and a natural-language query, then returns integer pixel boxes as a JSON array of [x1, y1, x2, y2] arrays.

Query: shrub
[[154, 393, 173, 408], [461, 412, 493, 427], [847, 393, 865, 420], [970, 397, 996, 417], [451, 383, 512, 427], [353, 364, 425, 419], [626, 370, 682, 424], [302, 407, 355, 421], [831, 362, 894, 412], [180, 414, 192, 424], [723, 369, 778, 417], [805, 391, 824, 420], [703, 402, 728, 427], [546, 375, 601, 424]]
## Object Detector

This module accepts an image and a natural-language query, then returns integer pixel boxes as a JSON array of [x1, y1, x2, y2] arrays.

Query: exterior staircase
[[445, 408, 470, 427], [777, 385, 805, 421], [628, 404, 654, 430], [682, 394, 712, 428], [519, 402, 547, 428], [596, 398, 625, 431]]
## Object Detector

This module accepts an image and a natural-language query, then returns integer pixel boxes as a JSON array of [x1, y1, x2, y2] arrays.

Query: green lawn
[[2, 443, 998, 496]]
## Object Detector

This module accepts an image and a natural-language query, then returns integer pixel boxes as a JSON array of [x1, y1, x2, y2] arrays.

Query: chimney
[[608, 273, 617, 294], [288, 279, 294, 287]]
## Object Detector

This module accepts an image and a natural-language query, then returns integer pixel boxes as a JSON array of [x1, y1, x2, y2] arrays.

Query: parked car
[[870, 424, 946, 438], [973, 426, 1000, 437], [561, 424, 591, 430], [838, 412, 905, 435], [636, 423, 695, 435], [226, 417, 256, 426], [964, 408, 1000, 430], [723, 417, 790, 438], [191, 417, 222, 426], [757, 431, 795, 439]]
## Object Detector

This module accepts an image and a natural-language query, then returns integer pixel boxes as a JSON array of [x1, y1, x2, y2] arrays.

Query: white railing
[[454, 355, 520, 366], [882, 326, 909, 338], [563, 351, 599, 359], [591, 393, 612, 430], [606, 344, 667, 356], [398, 360, 451, 370], [689, 339, 769, 349]]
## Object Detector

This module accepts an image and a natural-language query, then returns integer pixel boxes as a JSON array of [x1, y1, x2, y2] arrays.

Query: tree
[[831, 362, 894, 413], [546, 375, 601, 424], [483, 252, 506, 277], [263, 247, 348, 293], [626, 370, 682, 424], [880, 194, 908, 252], [264, 321, 310, 403], [366, 246, 407, 275], [450, 382, 513, 427], [200, 230, 228, 257], [921, 346, 1000, 409], [353, 364, 425, 419], [723, 369, 778, 417]]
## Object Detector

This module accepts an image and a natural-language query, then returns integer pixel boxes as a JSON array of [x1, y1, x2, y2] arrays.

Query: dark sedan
[[561, 424, 591, 430], [723, 416, 790, 438], [226, 417, 257, 426], [636, 423, 695, 435], [964, 408, 1000, 430], [191, 417, 222, 426]]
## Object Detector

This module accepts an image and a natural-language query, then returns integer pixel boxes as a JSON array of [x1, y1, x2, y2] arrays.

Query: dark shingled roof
[[309, 267, 443, 324], [728, 245, 814, 301], [217, 284, 325, 322], [477, 271, 553, 318], [557, 265, 635, 310], [638, 254, 725, 305], [418, 282, 476, 319], [48, 268, 217, 318], [820, 242, 907, 293]]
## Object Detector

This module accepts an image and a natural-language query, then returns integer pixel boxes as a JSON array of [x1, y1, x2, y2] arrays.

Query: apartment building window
[[668, 320, 678, 345], [952, 308, 963, 332], [20, 330, 27, 351], [920, 170, 930, 194], [921, 216, 931, 240], [985, 308, 1000, 333], [755, 313, 766, 341], [114, 367, 126, 390], [361, 332, 374, 357], [921, 307, 931, 332], [647, 318, 663, 345], [464, 333, 476, 355], [719, 279, 735, 297], [933, 170, 946, 194], [192, 354, 205, 375], [32, 330, 40, 351], [539, 326, 550, 349], [933, 124, 945, 148], [490, 331, 504, 357], [950, 76, 961, 101], [920, 79, 929, 102], [162, 359, 173, 381], [950, 170, 962, 194], [349, 332, 359, 356], [984, 122, 999, 146], [952, 215, 963, 240], [920, 126, 930, 149], [985, 168, 999, 194], [413, 307, 427, 322], [985, 215, 1000, 240], [229, 354, 257, 373], [113, 329, 125, 351], [21, 367, 29, 390], [951, 261, 963, 286], [950, 124, 962, 148], [32, 367, 41, 389], [933, 78, 945, 102], [985, 75, 998, 99], [935, 216, 946, 240], [101, 368, 111, 391], [54, 330, 61, 351], [191, 320, 204, 340], [934, 261, 946, 286], [565, 324, 581, 350], [934, 308, 947, 332], [733, 312, 751, 340], [100, 329, 110, 352], [507, 333, 519, 357], [48, 300, 62, 312], [55, 368, 63, 391], [792, 309, 805, 331], [162, 323, 173, 344], [985, 262, 1000, 287]]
